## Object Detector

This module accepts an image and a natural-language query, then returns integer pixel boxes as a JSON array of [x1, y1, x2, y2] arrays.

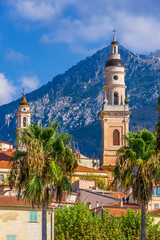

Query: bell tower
[[99, 35, 131, 182], [16, 93, 31, 150]]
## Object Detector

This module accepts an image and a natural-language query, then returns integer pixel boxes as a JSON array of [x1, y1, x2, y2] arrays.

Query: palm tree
[[114, 129, 159, 240], [9, 122, 78, 240]]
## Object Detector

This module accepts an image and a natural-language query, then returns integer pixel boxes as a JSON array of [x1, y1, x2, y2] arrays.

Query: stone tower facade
[[99, 36, 131, 182], [16, 94, 31, 150]]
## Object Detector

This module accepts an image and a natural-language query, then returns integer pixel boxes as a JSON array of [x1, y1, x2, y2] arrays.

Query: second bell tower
[[99, 36, 131, 182]]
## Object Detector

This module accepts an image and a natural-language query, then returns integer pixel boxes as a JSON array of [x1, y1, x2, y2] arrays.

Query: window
[[152, 187, 157, 197], [114, 93, 118, 105], [114, 47, 116, 54], [158, 188, 160, 197], [68, 195, 75, 201], [113, 75, 118, 80], [29, 211, 38, 222], [6, 236, 16, 240], [113, 130, 120, 146], [23, 117, 27, 127], [83, 163, 88, 167], [0, 174, 4, 181], [154, 204, 159, 209]]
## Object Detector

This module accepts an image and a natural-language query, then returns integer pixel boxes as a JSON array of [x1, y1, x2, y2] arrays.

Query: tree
[[9, 122, 78, 240], [114, 129, 159, 240], [55, 202, 160, 240]]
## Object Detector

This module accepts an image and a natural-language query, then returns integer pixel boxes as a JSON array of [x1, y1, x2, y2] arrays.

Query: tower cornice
[[103, 84, 127, 90]]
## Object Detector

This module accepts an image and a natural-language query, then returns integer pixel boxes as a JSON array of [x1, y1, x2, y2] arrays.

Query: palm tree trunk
[[42, 200, 47, 240], [141, 204, 146, 240]]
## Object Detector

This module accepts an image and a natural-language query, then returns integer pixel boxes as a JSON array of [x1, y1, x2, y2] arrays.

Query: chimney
[[96, 201, 99, 208], [120, 199, 123, 207], [88, 202, 91, 210]]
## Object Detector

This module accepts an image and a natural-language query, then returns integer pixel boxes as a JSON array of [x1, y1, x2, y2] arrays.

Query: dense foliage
[[114, 129, 160, 240], [55, 202, 160, 240], [9, 122, 78, 240]]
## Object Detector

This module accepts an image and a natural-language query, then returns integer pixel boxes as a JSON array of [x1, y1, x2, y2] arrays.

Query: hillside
[[0, 45, 159, 158]]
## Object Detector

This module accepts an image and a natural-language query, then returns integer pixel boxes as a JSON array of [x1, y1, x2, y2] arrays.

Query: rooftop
[[75, 165, 105, 173], [0, 141, 13, 145], [0, 148, 16, 162], [91, 203, 140, 217], [20, 94, 28, 106]]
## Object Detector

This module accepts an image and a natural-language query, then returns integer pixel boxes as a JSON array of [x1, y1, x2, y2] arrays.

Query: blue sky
[[0, 0, 160, 105]]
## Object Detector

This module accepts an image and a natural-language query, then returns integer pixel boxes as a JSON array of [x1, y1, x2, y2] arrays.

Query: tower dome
[[105, 36, 124, 67], [20, 94, 28, 106]]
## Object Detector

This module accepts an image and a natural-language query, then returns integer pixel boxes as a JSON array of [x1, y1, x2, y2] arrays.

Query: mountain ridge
[[0, 45, 159, 158]]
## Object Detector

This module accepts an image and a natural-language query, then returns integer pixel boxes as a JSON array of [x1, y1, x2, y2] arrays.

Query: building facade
[[99, 36, 131, 182]]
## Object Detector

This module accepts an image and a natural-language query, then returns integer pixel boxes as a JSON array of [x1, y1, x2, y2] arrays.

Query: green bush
[[54, 202, 160, 240]]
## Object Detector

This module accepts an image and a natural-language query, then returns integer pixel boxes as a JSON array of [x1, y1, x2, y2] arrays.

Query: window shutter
[[6, 236, 16, 240], [152, 187, 157, 196], [33, 211, 37, 222], [29, 211, 37, 222], [29, 211, 33, 222]]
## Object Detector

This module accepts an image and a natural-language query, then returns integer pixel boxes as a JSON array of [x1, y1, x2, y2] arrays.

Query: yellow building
[[72, 165, 108, 184], [0, 196, 54, 240], [99, 36, 131, 182]]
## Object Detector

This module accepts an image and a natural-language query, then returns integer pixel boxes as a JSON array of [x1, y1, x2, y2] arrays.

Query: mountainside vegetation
[[0, 45, 160, 158]]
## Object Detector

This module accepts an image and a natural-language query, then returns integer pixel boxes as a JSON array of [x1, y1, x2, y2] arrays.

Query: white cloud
[[117, 13, 160, 53], [0, 73, 17, 105], [19, 75, 40, 92], [8, 0, 74, 22], [5, 50, 29, 62], [6, 0, 160, 54]]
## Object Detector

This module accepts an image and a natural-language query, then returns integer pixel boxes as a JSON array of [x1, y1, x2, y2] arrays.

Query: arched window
[[114, 92, 118, 105], [113, 129, 120, 145], [23, 117, 27, 127], [114, 47, 116, 54]]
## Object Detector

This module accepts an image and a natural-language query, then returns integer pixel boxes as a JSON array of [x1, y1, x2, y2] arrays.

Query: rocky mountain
[[0, 45, 159, 159]]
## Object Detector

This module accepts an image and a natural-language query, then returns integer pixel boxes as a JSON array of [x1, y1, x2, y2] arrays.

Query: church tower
[[16, 93, 31, 150], [99, 36, 131, 182]]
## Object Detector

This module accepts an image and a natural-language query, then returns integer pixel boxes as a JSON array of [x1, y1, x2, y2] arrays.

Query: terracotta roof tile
[[91, 203, 140, 217], [0, 196, 53, 209], [0, 161, 11, 168], [75, 165, 105, 173], [0, 196, 31, 206], [104, 203, 140, 208]]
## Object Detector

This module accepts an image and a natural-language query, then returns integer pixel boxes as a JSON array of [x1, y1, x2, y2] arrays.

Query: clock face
[[113, 75, 118, 80]]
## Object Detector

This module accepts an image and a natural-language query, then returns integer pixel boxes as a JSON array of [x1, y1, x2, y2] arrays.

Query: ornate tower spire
[[99, 35, 131, 183], [16, 93, 31, 150]]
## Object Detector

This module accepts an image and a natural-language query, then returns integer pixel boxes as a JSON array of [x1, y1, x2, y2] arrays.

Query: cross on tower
[[112, 28, 117, 38], [21, 88, 25, 96]]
